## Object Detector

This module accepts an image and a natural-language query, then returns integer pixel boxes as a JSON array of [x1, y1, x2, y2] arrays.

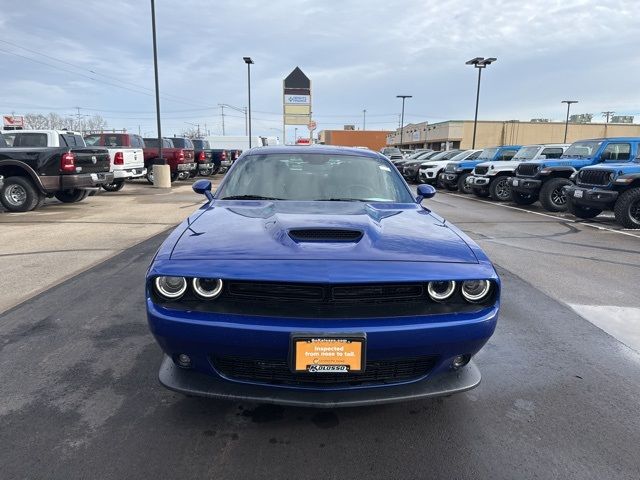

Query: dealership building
[[317, 129, 391, 151], [386, 120, 640, 150]]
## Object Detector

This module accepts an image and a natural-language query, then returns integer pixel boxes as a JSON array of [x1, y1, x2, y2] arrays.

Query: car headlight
[[461, 280, 492, 303], [427, 281, 456, 301], [154, 276, 187, 299], [455, 168, 464, 173], [192, 278, 223, 299]]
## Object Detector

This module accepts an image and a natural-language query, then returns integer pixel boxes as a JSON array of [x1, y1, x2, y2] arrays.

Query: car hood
[[580, 162, 639, 172], [170, 201, 478, 264]]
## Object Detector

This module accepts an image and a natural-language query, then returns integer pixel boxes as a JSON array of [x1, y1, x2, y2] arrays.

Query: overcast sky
[[1, 0, 638, 139]]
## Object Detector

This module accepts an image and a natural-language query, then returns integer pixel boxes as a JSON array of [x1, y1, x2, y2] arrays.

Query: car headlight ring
[[461, 280, 492, 303], [427, 280, 456, 302], [192, 278, 224, 299], [154, 276, 188, 299]]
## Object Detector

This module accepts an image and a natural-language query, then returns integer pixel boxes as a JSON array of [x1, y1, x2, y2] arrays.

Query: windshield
[[171, 138, 194, 149], [407, 150, 428, 159], [218, 153, 414, 202], [476, 148, 499, 160], [382, 148, 401, 155], [84, 134, 126, 147], [448, 150, 477, 162], [192, 140, 210, 149], [512, 146, 541, 161], [562, 141, 602, 158]]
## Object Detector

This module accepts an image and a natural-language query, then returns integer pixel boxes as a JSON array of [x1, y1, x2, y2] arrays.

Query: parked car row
[[383, 137, 640, 229], [0, 129, 241, 212]]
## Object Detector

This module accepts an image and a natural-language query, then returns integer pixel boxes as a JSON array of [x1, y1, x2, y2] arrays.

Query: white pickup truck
[[84, 133, 146, 191], [5, 129, 87, 149]]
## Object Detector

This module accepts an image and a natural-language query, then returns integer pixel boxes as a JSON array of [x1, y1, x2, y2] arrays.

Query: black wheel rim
[[630, 199, 640, 223], [551, 187, 566, 206]]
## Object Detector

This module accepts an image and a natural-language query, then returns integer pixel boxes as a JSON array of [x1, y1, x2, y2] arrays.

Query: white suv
[[467, 144, 569, 201], [419, 149, 482, 187]]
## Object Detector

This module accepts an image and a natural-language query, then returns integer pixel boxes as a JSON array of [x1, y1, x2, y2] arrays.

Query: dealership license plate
[[291, 335, 365, 373], [512, 179, 519, 187], [574, 190, 584, 198]]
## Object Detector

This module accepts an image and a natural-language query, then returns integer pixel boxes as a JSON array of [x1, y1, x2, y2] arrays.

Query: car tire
[[102, 180, 125, 192], [614, 187, 640, 229], [511, 190, 538, 205], [489, 176, 512, 201], [457, 173, 472, 194], [199, 167, 212, 177], [435, 172, 446, 189], [146, 169, 155, 184], [566, 196, 602, 220], [0, 176, 43, 212], [212, 165, 221, 175], [54, 189, 89, 203], [472, 187, 490, 198], [539, 177, 572, 212]]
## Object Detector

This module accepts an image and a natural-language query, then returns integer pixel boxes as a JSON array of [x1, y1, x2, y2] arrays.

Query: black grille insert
[[212, 355, 438, 386], [289, 229, 363, 242], [516, 164, 539, 177], [578, 169, 612, 186], [474, 166, 489, 175]]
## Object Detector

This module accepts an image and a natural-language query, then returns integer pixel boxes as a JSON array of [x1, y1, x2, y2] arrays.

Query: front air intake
[[288, 229, 363, 243]]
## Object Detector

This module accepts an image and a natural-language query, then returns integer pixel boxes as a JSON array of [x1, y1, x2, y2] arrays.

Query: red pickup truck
[[142, 137, 196, 183]]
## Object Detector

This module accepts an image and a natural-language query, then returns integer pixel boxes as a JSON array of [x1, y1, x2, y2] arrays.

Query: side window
[[130, 136, 139, 148], [541, 148, 563, 159], [466, 150, 481, 160], [601, 143, 630, 161]]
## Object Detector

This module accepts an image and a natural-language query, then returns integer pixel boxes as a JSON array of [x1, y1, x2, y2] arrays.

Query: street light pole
[[465, 57, 497, 149], [562, 100, 578, 143], [150, 0, 163, 165], [243, 57, 254, 148], [396, 95, 412, 149], [363, 108, 366, 130]]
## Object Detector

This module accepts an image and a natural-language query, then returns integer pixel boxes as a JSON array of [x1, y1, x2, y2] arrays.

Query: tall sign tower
[[283, 67, 311, 144]]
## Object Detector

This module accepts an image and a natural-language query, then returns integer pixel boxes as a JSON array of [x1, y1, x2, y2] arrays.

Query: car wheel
[[472, 187, 490, 198], [435, 172, 446, 189], [146, 170, 155, 184], [170, 172, 180, 182], [566, 196, 602, 220], [199, 167, 212, 177], [489, 176, 512, 201], [54, 189, 89, 203], [539, 177, 572, 212], [614, 187, 640, 229], [511, 190, 538, 205], [0, 176, 43, 212], [102, 180, 125, 192], [457, 173, 472, 194], [212, 165, 221, 175]]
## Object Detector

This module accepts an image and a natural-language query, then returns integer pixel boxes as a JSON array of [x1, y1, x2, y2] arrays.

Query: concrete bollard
[[153, 164, 171, 188]]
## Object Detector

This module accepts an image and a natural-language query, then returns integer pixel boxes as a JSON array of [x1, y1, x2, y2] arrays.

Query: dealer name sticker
[[294, 338, 363, 372]]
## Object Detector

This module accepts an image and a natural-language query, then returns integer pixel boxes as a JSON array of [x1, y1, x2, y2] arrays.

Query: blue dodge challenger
[[146, 146, 499, 407]]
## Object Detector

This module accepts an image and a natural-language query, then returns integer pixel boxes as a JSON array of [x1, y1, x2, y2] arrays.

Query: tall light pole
[[243, 57, 254, 148], [363, 108, 367, 130], [562, 100, 578, 142], [465, 57, 497, 149], [150, 0, 170, 188], [294, 127, 298, 144], [396, 95, 412, 149]]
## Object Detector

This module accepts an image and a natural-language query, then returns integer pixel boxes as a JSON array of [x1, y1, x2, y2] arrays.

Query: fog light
[[176, 353, 192, 368], [451, 354, 470, 369]]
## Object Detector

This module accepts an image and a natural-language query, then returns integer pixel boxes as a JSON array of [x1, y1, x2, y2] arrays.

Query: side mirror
[[192, 179, 213, 201], [416, 184, 436, 203]]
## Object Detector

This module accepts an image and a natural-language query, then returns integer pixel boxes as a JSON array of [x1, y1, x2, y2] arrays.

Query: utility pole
[[363, 109, 367, 130], [602, 111, 614, 123], [220, 105, 226, 135], [396, 95, 412, 149], [562, 100, 578, 143]]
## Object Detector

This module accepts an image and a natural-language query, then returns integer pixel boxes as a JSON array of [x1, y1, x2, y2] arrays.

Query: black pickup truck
[[191, 139, 218, 177], [0, 133, 112, 212]]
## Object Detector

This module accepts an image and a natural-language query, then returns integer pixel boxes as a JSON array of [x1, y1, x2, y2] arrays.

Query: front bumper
[[59, 172, 114, 190], [418, 169, 439, 184], [147, 300, 498, 406], [159, 355, 481, 408], [197, 163, 214, 169], [177, 162, 197, 171], [509, 176, 541, 194], [564, 185, 618, 209], [468, 175, 490, 187], [113, 167, 147, 180], [442, 172, 460, 185]]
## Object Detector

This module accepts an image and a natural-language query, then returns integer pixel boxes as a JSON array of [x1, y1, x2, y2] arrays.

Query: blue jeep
[[509, 138, 640, 212], [442, 145, 521, 194], [564, 150, 640, 228]]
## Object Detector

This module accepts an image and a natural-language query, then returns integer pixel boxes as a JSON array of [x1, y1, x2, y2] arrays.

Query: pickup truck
[[84, 133, 146, 191], [142, 137, 196, 183], [191, 139, 216, 177], [401, 149, 461, 184], [509, 138, 640, 212], [468, 144, 568, 201], [442, 145, 521, 193], [0, 131, 112, 212], [419, 149, 482, 187], [212, 149, 233, 173], [564, 150, 640, 228]]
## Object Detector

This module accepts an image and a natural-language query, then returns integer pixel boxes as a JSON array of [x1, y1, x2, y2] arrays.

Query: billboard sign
[[3, 115, 24, 128], [284, 95, 310, 105], [283, 67, 311, 141]]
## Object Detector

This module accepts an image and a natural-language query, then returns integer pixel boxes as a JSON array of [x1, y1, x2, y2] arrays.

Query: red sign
[[3, 115, 24, 127], [296, 138, 310, 145]]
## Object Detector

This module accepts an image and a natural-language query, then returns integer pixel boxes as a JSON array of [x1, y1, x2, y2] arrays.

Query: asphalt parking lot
[[1, 183, 640, 479]]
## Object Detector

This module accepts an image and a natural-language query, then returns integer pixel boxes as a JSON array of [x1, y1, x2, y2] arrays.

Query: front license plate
[[291, 335, 365, 373], [512, 179, 519, 187], [574, 190, 583, 198]]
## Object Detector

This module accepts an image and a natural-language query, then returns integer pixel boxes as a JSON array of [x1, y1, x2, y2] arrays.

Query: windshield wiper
[[220, 195, 283, 200]]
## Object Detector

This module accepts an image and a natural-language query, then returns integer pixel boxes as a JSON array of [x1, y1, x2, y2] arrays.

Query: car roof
[[245, 145, 383, 159], [12, 129, 81, 135], [577, 137, 640, 142]]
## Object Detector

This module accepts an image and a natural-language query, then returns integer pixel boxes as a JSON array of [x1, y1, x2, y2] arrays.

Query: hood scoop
[[288, 228, 363, 243]]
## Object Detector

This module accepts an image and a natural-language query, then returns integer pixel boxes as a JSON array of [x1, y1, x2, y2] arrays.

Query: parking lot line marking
[[439, 192, 640, 240]]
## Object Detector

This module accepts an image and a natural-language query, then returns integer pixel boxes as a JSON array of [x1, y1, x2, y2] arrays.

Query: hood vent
[[288, 228, 363, 243]]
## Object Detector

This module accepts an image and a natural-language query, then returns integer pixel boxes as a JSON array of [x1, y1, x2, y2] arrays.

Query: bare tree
[[19, 112, 108, 132], [181, 127, 199, 139]]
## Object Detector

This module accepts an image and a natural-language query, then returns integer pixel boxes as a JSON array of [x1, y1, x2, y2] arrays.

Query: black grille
[[474, 166, 489, 175], [212, 355, 438, 386], [289, 229, 363, 242], [578, 169, 612, 186], [516, 164, 539, 177]]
